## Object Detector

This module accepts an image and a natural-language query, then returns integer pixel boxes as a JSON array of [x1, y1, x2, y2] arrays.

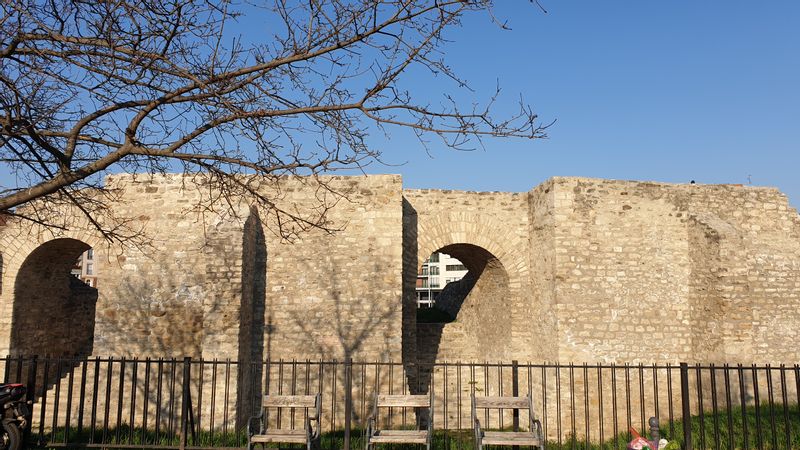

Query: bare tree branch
[[0, 0, 548, 240]]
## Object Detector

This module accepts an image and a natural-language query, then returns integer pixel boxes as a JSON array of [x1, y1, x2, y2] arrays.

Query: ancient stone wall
[[547, 178, 800, 364], [0, 174, 405, 363], [1, 175, 799, 368]]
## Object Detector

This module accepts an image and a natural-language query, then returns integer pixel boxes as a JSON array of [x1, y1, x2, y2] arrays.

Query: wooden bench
[[248, 394, 321, 450], [472, 395, 544, 450], [366, 394, 433, 450]]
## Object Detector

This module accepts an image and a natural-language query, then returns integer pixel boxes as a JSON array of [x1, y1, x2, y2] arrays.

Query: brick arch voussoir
[[4, 231, 104, 293], [416, 215, 526, 283]]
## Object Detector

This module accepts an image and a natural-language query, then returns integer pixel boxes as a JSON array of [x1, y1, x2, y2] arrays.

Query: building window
[[86, 248, 93, 260], [428, 253, 440, 263], [446, 264, 466, 271], [86, 263, 93, 276], [429, 266, 439, 275]]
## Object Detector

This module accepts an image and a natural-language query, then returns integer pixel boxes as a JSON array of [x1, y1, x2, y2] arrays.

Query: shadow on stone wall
[[401, 198, 419, 378], [237, 207, 267, 427], [94, 253, 237, 425], [281, 255, 399, 426]]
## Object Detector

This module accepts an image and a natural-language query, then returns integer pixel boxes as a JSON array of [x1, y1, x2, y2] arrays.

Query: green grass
[[34, 403, 800, 450]]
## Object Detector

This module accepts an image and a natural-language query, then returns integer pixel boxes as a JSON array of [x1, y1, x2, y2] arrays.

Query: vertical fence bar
[[169, 359, 178, 442], [65, 359, 75, 444], [1, 355, 8, 383], [612, 363, 619, 450], [24, 355, 37, 446], [102, 357, 114, 445], [331, 360, 338, 439], [638, 364, 645, 433], [77, 357, 87, 438], [765, 365, 777, 450], [710, 364, 720, 450], [457, 362, 463, 431], [223, 359, 230, 437], [38, 358, 50, 447], [129, 358, 138, 446], [680, 363, 692, 450], [52, 358, 62, 441], [723, 364, 733, 450], [90, 357, 100, 445], [667, 363, 674, 439], [196, 358, 204, 438], [344, 357, 353, 450], [443, 362, 449, 444], [625, 364, 632, 439], [597, 365, 604, 446], [752, 365, 763, 450], [512, 360, 519, 433], [155, 358, 164, 443], [115, 357, 126, 443], [738, 364, 749, 450], [652, 364, 659, 434], [179, 357, 191, 450], [482, 363, 489, 429], [209, 359, 217, 438], [570, 363, 576, 450], [555, 365, 562, 447], [780, 365, 791, 450], [541, 365, 548, 444], [14, 355, 23, 384], [583, 363, 589, 448], [696, 364, 706, 450], [142, 357, 151, 446]]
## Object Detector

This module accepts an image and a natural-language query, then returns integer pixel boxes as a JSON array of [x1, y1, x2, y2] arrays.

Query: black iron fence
[[3, 356, 800, 450]]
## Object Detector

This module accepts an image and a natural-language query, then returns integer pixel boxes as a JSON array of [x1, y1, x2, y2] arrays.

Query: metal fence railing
[[3, 356, 800, 450]]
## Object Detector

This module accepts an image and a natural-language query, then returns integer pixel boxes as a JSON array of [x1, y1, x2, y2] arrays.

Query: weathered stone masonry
[[1, 175, 799, 365]]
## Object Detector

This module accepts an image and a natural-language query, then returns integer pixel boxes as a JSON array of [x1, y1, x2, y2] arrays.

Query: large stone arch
[[411, 212, 531, 362], [0, 229, 104, 356]]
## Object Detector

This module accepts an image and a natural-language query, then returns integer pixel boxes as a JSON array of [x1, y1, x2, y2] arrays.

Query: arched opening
[[416, 243, 511, 362], [11, 238, 98, 357], [415, 251, 468, 323]]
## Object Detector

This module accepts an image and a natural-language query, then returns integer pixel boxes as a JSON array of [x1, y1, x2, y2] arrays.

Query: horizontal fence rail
[[3, 356, 800, 450]]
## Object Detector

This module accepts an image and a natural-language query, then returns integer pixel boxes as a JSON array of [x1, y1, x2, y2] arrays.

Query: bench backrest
[[472, 395, 531, 410], [263, 394, 320, 413], [376, 394, 430, 408]]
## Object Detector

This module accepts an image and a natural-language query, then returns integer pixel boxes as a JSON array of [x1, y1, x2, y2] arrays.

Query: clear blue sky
[[365, 2, 800, 206], [3, 2, 798, 208]]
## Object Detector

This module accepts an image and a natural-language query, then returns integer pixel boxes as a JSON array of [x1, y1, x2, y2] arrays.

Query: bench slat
[[376, 394, 430, 408], [482, 431, 541, 446], [474, 396, 530, 409], [251, 429, 308, 444], [263, 395, 317, 408], [369, 430, 428, 444]]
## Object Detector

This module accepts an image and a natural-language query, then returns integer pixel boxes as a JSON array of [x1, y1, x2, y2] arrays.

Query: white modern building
[[415, 252, 467, 307], [71, 249, 97, 287]]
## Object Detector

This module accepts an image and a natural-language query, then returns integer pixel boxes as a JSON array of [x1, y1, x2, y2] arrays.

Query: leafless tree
[[0, 0, 547, 241]]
